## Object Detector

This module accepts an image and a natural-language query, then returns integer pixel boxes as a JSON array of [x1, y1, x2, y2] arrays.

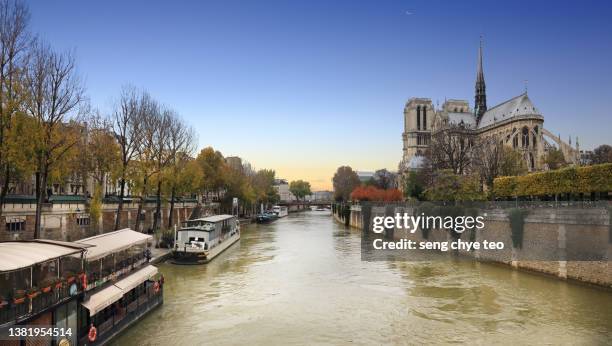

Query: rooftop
[[0, 241, 86, 272], [193, 214, 236, 223], [478, 93, 541, 129], [75, 229, 152, 261]]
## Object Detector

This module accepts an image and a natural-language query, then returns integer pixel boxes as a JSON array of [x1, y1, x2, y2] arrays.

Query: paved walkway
[[150, 247, 171, 264]]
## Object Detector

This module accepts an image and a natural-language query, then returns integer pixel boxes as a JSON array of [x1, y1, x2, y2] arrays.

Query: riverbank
[[333, 203, 612, 288]]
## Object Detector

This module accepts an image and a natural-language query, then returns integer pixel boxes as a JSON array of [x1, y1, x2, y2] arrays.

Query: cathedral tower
[[475, 38, 487, 123], [401, 98, 433, 171]]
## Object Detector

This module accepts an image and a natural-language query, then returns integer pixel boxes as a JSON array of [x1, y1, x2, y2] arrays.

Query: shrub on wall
[[508, 209, 529, 248], [493, 163, 612, 197]]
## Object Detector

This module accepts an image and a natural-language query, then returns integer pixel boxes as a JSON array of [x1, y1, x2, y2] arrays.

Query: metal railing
[[0, 281, 83, 327], [79, 283, 163, 345]]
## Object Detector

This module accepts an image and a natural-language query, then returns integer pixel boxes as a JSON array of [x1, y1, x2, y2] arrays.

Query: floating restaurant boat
[[0, 229, 163, 346], [172, 214, 240, 264]]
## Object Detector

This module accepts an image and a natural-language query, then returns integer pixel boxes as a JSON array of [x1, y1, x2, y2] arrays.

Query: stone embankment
[[333, 203, 612, 288]]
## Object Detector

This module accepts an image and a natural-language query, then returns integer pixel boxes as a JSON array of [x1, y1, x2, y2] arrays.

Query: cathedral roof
[[477, 93, 541, 129], [447, 112, 477, 128]]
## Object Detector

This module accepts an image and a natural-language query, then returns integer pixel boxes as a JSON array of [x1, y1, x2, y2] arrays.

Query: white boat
[[172, 214, 240, 264], [272, 205, 288, 218]]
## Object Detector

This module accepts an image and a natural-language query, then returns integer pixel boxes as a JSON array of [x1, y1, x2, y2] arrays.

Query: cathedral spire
[[475, 36, 487, 123]]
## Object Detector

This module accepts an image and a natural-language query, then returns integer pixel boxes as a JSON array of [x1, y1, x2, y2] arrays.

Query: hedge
[[493, 163, 612, 197]]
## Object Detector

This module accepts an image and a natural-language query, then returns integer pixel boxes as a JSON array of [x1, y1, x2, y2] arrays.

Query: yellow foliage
[[493, 163, 612, 197]]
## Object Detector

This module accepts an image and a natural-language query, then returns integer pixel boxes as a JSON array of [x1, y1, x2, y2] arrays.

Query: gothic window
[[521, 127, 529, 147], [416, 106, 421, 130], [454, 108, 457, 112], [534, 125, 539, 134], [513, 135, 519, 149], [423, 107, 427, 130], [532, 133, 537, 147]]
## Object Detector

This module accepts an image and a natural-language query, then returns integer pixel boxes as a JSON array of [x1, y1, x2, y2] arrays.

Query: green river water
[[114, 211, 612, 345]]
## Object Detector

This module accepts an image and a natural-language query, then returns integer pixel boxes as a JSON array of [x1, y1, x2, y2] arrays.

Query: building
[[312, 191, 333, 201], [356, 171, 375, 184], [400, 40, 580, 174], [273, 179, 296, 202], [225, 156, 243, 172]]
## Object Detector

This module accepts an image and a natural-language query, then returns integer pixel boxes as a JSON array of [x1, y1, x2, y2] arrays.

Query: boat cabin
[[177, 215, 238, 251]]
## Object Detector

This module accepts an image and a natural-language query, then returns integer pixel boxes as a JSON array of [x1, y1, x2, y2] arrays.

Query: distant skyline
[[28, 0, 612, 190]]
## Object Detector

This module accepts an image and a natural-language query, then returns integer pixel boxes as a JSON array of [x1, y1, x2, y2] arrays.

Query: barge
[[172, 215, 240, 264]]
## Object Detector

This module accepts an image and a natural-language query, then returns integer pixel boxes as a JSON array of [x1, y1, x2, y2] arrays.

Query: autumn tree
[[84, 112, 120, 231], [372, 169, 396, 190], [423, 170, 484, 202], [289, 180, 311, 201], [332, 166, 360, 202], [592, 144, 612, 164], [195, 147, 226, 201], [544, 147, 566, 170], [0, 0, 32, 217], [251, 169, 278, 208], [402, 170, 426, 200], [24, 43, 85, 238]]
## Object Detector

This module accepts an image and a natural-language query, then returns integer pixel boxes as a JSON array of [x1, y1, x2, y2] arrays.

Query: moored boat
[[272, 205, 288, 218], [256, 212, 279, 224], [172, 215, 240, 264]]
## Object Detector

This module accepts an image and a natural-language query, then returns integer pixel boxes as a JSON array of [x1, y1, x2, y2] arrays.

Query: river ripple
[[114, 211, 612, 345]]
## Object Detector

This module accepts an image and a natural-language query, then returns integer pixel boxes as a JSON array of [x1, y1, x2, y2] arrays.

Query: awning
[[81, 285, 123, 316], [75, 229, 152, 261], [81, 265, 158, 316], [0, 242, 84, 272], [114, 265, 158, 292]]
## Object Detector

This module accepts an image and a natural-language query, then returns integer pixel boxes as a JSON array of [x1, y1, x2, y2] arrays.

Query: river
[[114, 211, 612, 345]]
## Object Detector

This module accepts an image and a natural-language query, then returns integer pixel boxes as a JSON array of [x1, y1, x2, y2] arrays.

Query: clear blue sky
[[28, 0, 612, 189]]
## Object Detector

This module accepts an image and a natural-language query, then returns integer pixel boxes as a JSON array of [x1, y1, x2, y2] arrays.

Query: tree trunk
[[168, 184, 176, 228], [135, 177, 147, 233], [34, 168, 48, 239], [114, 176, 126, 231], [0, 164, 10, 219], [152, 179, 162, 231]]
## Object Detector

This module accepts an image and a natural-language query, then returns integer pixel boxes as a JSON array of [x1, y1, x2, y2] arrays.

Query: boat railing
[[79, 281, 163, 345], [0, 279, 84, 327]]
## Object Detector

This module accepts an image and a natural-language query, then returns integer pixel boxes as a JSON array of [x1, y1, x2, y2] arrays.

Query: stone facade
[[335, 204, 612, 288], [0, 200, 197, 242], [400, 42, 580, 173]]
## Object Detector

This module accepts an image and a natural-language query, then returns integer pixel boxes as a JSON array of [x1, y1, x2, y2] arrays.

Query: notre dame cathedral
[[400, 41, 580, 174]]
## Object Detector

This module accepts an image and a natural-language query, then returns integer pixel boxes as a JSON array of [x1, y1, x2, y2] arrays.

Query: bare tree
[[428, 127, 475, 175], [0, 0, 32, 217], [24, 43, 85, 238], [111, 86, 142, 230], [151, 107, 172, 232], [133, 92, 159, 232], [166, 114, 196, 228], [472, 137, 527, 192]]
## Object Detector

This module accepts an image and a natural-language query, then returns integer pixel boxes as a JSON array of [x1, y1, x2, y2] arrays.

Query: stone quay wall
[[1, 201, 200, 242], [334, 203, 612, 288]]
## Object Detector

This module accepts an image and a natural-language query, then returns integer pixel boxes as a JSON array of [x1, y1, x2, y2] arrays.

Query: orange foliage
[[350, 186, 403, 202]]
